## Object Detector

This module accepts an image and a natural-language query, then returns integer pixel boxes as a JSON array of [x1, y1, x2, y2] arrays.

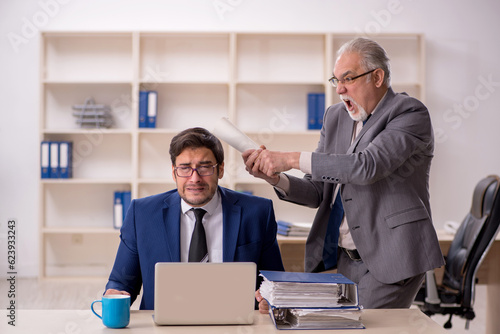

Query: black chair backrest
[[442, 175, 500, 307]]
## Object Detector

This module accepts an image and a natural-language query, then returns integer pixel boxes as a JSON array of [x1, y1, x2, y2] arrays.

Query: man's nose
[[189, 169, 203, 181], [336, 82, 347, 95]]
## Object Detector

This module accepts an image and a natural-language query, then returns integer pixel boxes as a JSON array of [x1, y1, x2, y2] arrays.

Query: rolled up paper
[[213, 117, 259, 152]]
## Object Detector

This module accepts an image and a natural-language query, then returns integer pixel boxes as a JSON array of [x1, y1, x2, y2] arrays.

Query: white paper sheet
[[212, 117, 259, 152]]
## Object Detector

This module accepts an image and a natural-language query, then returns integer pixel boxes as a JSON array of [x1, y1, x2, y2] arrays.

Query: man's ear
[[218, 162, 225, 179], [373, 68, 385, 88]]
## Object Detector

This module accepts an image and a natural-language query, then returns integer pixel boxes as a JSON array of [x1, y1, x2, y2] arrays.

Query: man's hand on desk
[[255, 289, 269, 314], [104, 289, 131, 296]]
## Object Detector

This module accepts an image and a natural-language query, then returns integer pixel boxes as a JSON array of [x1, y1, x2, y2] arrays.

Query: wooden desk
[[2, 309, 446, 333], [277, 230, 500, 334]]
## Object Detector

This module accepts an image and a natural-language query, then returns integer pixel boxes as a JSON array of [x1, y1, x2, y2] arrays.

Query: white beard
[[340, 95, 369, 122]]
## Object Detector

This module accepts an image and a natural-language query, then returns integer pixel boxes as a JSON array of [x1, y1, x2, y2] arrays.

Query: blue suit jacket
[[105, 186, 284, 310]]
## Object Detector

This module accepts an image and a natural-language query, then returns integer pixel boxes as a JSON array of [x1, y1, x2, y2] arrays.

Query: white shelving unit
[[39, 31, 425, 278]]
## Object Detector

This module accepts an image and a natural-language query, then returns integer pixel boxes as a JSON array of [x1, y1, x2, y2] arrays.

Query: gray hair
[[336, 37, 391, 86]]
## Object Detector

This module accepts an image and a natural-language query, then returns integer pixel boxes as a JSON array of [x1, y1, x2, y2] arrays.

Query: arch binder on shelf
[[40, 141, 50, 179], [139, 90, 157, 128], [113, 191, 131, 229], [40, 141, 73, 179]]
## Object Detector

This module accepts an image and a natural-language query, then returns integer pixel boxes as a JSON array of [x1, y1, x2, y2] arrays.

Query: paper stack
[[277, 221, 312, 237], [280, 308, 364, 329], [259, 271, 364, 330]]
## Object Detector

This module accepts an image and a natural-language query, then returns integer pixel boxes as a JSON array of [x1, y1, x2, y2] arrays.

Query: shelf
[[236, 81, 325, 85], [41, 178, 131, 185], [43, 33, 133, 82], [136, 128, 178, 134], [44, 232, 120, 277], [138, 183, 177, 199], [236, 34, 325, 83], [43, 79, 132, 84], [244, 130, 321, 137], [139, 33, 230, 83], [42, 129, 132, 135], [43, 183, 131, 229], [138, 178, 175, 184], [42, 227, 120, 234], [140, 80, 229, 85], [146, 83, 229, 130], [43, 82, 133, 130], [138, 132, 175, 179], [43, 133, 133, 179], [236, 83, 325, 132]]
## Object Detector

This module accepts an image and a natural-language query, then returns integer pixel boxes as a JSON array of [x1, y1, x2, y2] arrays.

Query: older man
[[245, 37, 444, 309]]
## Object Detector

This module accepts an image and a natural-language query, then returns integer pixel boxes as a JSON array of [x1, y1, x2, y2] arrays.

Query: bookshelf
[[39, 31, 425, 278]]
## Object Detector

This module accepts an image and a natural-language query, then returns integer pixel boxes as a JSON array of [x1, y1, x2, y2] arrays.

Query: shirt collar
[[181, 188, 221, 216]]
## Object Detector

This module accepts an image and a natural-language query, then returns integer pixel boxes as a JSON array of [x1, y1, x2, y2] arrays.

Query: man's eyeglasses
[[328, 69, 376, 88], [174, 164, 218, 177]]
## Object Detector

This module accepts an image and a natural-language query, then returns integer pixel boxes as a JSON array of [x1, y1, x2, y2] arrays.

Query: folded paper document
[[259, 271, 364, 330], [212, 117, 259, 153]]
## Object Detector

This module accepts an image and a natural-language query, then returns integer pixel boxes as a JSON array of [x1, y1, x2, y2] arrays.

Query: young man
[[105, 127, 284, 310], [245, 38, 444, 309]]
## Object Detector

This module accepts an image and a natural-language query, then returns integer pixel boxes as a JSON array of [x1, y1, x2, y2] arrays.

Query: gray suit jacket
[[278, 87, 445, 284]]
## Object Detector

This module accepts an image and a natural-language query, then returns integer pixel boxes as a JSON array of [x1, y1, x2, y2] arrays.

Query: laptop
[[153, 262, 257, 325]]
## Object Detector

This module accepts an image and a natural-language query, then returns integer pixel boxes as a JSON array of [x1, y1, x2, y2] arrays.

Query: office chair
[[414, 174, 500, 330]]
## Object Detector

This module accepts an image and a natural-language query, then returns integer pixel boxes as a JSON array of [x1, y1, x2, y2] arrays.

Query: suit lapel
[[162, 193, 182, 262], [347, 88, 395, 154], [339, 110, 355, 153], [220, 188, 241, 262]]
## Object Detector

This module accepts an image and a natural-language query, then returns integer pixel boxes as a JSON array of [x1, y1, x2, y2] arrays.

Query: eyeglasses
[[174, 164, 218, 178], [328, 69, 376, 87]]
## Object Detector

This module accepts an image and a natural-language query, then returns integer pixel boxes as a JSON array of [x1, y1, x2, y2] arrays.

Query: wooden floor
[[3, 278, 487, 333]]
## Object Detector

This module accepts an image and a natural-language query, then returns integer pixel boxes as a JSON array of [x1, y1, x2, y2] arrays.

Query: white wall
[[1, 0, 499, 277]]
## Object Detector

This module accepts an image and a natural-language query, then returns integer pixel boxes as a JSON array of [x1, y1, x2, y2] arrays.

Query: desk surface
[[3, 309, 445, 333]]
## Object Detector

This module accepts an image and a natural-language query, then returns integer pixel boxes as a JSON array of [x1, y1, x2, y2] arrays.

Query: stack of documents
[[278, 308, 363, 329], [277, 221, 312, 237], [259, 271, 364, 330]]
